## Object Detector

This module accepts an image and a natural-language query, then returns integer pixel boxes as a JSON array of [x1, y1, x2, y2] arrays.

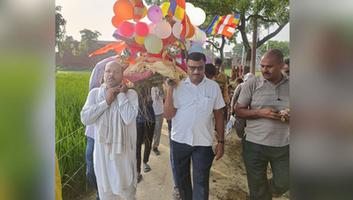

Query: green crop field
[[56, 71, 91, 199]]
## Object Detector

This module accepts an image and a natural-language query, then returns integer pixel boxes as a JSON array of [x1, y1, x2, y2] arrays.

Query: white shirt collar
[[184, 76, 207, 86]]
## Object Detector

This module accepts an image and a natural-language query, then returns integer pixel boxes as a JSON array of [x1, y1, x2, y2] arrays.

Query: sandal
[[143, 163, 151, 173]]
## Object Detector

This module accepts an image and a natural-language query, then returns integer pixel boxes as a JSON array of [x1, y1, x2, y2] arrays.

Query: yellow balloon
[[142, 7, 148, 18], [135, 35, 145, 45], [161, 2, 170, 17]]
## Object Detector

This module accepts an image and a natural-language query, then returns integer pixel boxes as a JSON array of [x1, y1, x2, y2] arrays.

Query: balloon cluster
[[90, 0, 210, 85], [111, 0, 208, 55]]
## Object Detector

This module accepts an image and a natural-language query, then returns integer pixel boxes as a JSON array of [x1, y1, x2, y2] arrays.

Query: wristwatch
[[217, 140, 225, 144]]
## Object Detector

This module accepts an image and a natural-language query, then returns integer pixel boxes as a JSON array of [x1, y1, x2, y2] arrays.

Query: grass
[[56, 71, 91, 199], [224, 69, 262, 77]]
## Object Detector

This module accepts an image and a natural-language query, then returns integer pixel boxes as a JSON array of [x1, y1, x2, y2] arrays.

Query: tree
[[206, 36, 228, 61], [60, 36, 80, 56], [232, 43, 245, 63], [189, 0, 289, 72], [258, 40, 289, 58], [55, 6, 66, 46], [78, 29, 101, 56], [144, 0, 167, 5]]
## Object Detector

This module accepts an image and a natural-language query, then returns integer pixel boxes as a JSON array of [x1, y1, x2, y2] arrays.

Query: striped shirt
[[238, 76, 289, 147]]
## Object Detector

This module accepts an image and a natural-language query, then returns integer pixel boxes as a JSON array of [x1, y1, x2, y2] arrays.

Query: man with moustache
[[164, 51, 225, 200], [235, 49, 289, 200]]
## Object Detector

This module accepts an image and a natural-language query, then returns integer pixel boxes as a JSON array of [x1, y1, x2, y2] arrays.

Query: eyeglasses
[[188, 66, 205, 72]]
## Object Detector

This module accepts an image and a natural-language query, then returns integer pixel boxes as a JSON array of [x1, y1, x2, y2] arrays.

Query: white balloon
[[186, 5, 206, 26], [172, 22, 182, 39], [185, 2, 195, 15], [192, 28, 207, 44], [190, 7, 206, 26]]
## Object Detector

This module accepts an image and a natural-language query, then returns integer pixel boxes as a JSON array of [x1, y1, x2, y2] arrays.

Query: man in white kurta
[[81, 61, 138, 200]]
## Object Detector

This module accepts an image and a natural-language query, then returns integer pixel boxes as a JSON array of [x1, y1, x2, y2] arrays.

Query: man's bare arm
[[235, 103, 281, 120], [163, 80, 177, 120], [213, 108, 224, 160]]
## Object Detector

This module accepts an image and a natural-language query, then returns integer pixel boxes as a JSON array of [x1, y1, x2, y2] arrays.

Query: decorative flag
[[167, 0, 187, 41], [168, 0, 185, 21], [181, 14, 194, 41], [205, 14, 240, 38], [89, 41, 126, 57]]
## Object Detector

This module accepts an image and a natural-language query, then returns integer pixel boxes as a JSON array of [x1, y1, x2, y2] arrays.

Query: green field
[[56, 71, 91, 199]]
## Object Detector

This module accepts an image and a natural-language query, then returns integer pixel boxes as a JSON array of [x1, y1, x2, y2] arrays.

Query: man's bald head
[[103, 61, 124, 88], [105, 61, 123, 69], [262, 49, 284, 65], [260, 49, 285, 83]]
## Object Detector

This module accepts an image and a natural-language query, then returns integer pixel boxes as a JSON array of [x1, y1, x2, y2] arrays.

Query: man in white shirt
[[164, 51, 225, 200], [151, 86, 164, 155], [81, 61, 138, 200], [85, 56, 115, 200]]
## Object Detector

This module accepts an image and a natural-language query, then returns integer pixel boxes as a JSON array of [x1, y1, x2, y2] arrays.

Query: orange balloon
[[113, 0, 134, 20], [112, 16, 123, 28]]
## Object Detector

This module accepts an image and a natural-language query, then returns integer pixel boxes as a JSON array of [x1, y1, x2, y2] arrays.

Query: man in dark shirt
[[136, 86, 155, 183]]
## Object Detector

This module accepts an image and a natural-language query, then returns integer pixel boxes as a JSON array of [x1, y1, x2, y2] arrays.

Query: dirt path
[[80, 122, 288, 200]]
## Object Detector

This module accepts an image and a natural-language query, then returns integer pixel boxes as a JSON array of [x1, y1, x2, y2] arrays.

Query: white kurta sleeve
[[117, 89, 139, 125], [81, 89, 109, 125], [151, 87, 157, 102]]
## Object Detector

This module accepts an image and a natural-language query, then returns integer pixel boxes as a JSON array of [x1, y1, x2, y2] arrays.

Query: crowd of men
[[80, 48, 290, 200]]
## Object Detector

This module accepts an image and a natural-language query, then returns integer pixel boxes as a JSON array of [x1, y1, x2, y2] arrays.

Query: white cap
[[188, 44, 204, 54]]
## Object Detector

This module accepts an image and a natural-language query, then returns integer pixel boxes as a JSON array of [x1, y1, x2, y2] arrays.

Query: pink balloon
[[155, 20, 171, 39], [118, 21, 135, 38], [148, 23, 157, 34], [124, 71, 154, 83], [147, 5, 163, 23], [135, 22, 149, 36]]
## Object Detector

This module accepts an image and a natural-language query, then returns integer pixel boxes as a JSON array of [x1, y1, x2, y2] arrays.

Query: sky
[[56, 0, 289, 47]]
